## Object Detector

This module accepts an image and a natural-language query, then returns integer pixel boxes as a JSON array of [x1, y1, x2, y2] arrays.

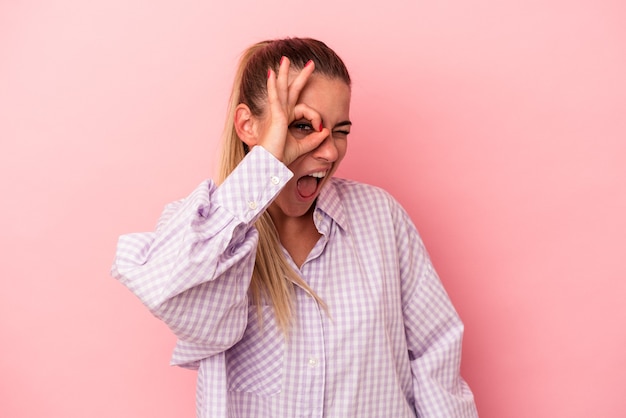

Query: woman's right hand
[[259, 57, 329, 166]]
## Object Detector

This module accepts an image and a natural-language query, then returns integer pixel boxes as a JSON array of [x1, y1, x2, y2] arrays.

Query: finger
[[266, 67, 278, 104], [276, 56, 289, 105], [293, 128, 330, 157], [263, 68, 290, 157], [266, 68, 284, 121], [287, 60, 315, 108], [283, 127, 329, 166], [292, 103, 323, 132], [282, 104, 327, 165]]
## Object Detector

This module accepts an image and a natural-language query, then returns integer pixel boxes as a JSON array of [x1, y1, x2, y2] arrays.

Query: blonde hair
[[217, 38, 351, 332]]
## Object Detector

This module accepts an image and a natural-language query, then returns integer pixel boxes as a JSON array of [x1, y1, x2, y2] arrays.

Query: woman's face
[[268, 75, 351, 222]]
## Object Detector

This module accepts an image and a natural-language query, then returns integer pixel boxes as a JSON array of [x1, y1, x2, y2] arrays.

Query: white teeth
[[309, 171, 326, 179]]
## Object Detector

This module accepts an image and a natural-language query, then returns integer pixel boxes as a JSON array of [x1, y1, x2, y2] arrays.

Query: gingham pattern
[[112, 146, 478, 417]]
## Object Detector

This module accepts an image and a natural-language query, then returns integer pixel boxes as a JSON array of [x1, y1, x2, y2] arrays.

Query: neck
[[268, 204, 316, 238], [268, 205, 320, 268]]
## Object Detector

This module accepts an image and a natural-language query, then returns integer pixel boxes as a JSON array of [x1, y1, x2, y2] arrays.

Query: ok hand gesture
[[258, 57, 329, 166]]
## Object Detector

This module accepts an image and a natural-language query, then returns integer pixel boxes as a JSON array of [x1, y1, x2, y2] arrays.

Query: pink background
[[1, 1, 625, 417]]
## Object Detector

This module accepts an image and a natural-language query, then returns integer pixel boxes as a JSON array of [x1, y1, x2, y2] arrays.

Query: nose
[[313, 134, 338, 162]]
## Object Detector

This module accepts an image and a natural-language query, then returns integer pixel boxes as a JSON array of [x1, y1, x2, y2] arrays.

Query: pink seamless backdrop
[[1, 1, 625, 417]]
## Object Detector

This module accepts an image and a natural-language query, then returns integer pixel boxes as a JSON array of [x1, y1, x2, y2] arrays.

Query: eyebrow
[[334, 121, 352, 128]]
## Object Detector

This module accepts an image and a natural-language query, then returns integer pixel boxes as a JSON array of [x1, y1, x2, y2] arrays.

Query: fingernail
[[267, 69, 271, 79], [280, 56, 285, 65], [305, 60, 313, 67], [319, 123, 323, 131]]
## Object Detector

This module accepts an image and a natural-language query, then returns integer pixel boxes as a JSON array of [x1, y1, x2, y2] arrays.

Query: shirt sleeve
[[111, 146, 293, 358], [392, 202, 479, 417]]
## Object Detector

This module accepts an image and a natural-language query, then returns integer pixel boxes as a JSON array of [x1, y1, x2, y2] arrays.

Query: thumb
[[283, 127, 329, 166]]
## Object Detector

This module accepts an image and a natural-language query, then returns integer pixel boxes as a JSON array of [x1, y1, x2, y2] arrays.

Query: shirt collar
[[315, 178, 348, 232]]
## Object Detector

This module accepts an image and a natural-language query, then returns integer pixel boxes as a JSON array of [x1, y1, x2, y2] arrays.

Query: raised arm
[[111, 146, 292, 354]]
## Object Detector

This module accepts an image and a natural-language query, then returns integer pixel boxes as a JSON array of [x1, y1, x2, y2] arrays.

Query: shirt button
[[270, 176, 280, 185], [248, 201, 258, 210], [308, 357, 318, 367]]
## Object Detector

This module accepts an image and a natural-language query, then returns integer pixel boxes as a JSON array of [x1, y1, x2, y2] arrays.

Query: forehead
[[295, 75, 351, 120]]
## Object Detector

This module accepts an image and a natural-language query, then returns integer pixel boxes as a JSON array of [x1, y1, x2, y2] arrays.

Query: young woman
[[112, 37, 478, 417]]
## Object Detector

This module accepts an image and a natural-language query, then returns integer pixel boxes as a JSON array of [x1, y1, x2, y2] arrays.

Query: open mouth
[[296, 171, 326, 199]]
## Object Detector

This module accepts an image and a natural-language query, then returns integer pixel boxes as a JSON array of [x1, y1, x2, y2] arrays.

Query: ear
[[234, 104, 261, 149]]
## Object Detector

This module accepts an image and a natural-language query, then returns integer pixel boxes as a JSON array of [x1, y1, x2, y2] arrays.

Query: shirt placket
[[283, 210, 331, 417], [292, 237, 329, 417], [299, 293, 326, 417]]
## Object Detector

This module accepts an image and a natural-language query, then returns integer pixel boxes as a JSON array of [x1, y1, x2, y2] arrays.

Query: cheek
[[336, 141, 348, 162], [328, 145, 347, 177]]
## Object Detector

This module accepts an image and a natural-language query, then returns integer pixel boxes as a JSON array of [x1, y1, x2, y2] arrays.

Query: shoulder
[[324, 177, 414, 233], [330, 177, 421, 237], [329, 177, 404, 215]]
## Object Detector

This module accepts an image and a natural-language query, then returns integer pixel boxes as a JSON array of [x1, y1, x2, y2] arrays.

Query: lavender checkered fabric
[[112, 146, 478, 417]]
